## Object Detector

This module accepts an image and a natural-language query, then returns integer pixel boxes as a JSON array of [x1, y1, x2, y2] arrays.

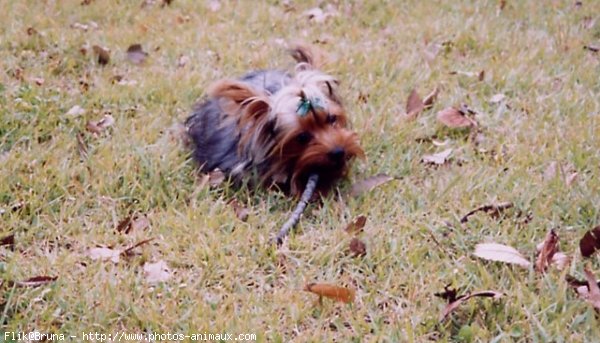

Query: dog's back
[[185, 70, 290, 177]]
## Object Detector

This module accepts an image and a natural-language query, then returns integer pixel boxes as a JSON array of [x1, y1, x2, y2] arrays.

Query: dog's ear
[[208, 80, 261, 104], [288, 42, 328, 70]]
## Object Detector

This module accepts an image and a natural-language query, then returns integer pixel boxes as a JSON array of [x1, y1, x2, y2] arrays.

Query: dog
[[185, 44, 364, 196]]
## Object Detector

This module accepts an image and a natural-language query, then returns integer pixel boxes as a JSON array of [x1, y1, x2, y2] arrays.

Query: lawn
[[1, 0, 599, 341]]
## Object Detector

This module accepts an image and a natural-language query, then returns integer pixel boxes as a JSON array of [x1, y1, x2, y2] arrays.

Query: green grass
[[1, 0, 600, 341]]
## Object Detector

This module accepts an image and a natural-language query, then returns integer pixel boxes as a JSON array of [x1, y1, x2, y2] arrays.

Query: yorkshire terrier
[[185, 44, 364, 196]]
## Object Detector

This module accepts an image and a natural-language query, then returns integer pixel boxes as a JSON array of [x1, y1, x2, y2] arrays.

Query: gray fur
[[185, 70, 291, 178]]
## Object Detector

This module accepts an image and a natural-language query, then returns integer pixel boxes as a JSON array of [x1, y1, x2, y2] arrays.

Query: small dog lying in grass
[[185, 44, 364, 196]]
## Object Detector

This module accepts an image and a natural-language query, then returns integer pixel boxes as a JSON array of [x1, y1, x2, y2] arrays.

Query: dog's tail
[[288, 42, 328, 70]]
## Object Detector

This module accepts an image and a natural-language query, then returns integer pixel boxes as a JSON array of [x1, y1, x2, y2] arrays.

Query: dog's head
[[208, 45, 364, 195]]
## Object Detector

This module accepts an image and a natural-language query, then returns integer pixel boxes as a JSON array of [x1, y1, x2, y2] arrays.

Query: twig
[[275, 174, 319, 245], [121, 238, 155, 256]]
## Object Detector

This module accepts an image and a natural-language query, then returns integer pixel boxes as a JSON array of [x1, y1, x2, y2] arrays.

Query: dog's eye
[[326, 114, 337, 124], [296, 132, 313, 145]]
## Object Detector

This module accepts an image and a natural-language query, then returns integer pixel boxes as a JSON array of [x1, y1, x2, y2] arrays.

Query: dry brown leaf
[[304, 283, 355, 303], [208, 168, 225, 187], [489, 93, 506, 104], [565, 172, 578, 187], [15, 276, 57, 288], [422, 148, 452, 165], [0, 233, 15, 247], [405, 89, 424, 120], [478, 70, 485, 81], [567, 274, 600, 297], [349, 174, 394, 197], [126, 44, 149, 64], [423, 87, 439, 107], [460, 201, 513, 223], [437, 107, 477, 128], [177, 54, 190, 68], [86, 114, 115, 134], [66, 105, 86, 117], [349, 237, 366, 257], [207, 0, 221, 12], [344, 215, 367, 234], [121, 238, 155, 257], [584, 45, 599, 53], [131, 215, 150, 232], [551, 252, 571, 270], [88, 247, 120, 263], [437, 287, 503, 321], [580, 225, 600, 258], [228, 199, 249, 222], [543, 161, 558, 181], [32, 77, 44, 86], [144, 260, 171, 284], [583, 268, 600, 310], [535, 229, 559, 273], [116, 214, 150, 234], [474, 243, 530, 268], [304, 7, 338, 23], [92, 45, 110, 65]]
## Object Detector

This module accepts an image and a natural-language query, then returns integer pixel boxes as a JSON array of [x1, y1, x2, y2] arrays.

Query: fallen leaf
[[86, 114, 115, 134], [535, 229, 559, 273], [304, 283, 355, 303], [489, 93, 506, 103], [460, 201, 514, 223], [584, 45, 599, 53], [565, 172, 578, 187], [66, 105, 86, 117], [144, 260, 171, 284], [207, 0, 221, 12], [474, 243, 530, 268], [543, 161, 558, 181], [566, 274, 600, 297], [405, 89, 424, 120], [580, 225, 600, 258], [71, 22, 90, 31], [432, 139, 450, 147], [437, 286, 503, 321], [15, 276, 57, 288], [583, 268, 600, 310], [208, 168, 225, 187], [116, 214, 150, 234], [423, 87, 439, 107], [551, 252, 571, 270], [422, 148, 453, 165], [126, 44, 149, 64], [0, 234, 15, 247], [349, 237, 367, 257], [349, 174, 394, 197], [304, 6, 337, 23], [436, 107, 477, 128], [32, 77, 44, 86], [88, 247, 120, 263], [228, 199, 249, 222], [177, 54, 190, 68], [344, 215, 367, 234], [478, 70, 485, 81], [92, 45, 110, 65]]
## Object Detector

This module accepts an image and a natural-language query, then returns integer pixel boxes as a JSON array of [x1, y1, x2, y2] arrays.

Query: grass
[[1, 0, 599, 341]]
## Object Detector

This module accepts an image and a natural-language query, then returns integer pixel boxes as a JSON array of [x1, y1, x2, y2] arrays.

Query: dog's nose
[[328, 147, 346, 162]]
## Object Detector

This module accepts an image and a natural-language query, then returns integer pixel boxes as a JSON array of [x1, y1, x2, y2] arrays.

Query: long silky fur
[[185, 44, 364, 195]]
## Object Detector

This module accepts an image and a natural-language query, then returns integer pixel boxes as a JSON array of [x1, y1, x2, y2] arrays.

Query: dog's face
[[209, 70, 364, 195], [267, 71, 364, 194]]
